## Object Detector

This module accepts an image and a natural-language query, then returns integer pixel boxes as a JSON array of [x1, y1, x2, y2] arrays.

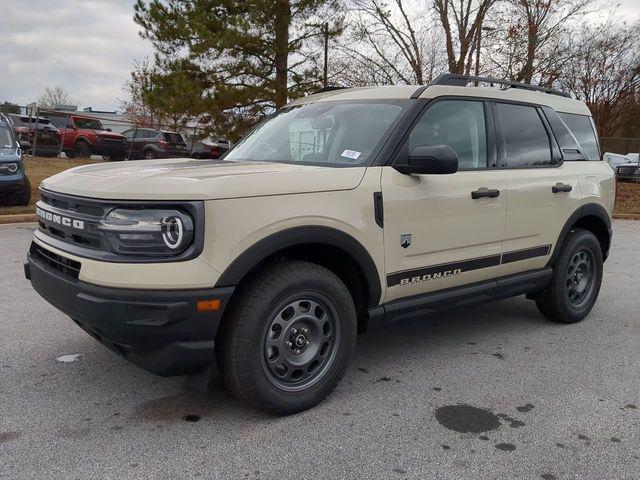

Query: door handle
[[471, 188, 500, 199], [552, 183, 573, 193]]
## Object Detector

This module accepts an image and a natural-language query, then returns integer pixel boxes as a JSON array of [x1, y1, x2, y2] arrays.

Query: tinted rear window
[[44, 114, 68, 129], [495, 103, 553, 167], [163, 133, 185, 144], [558, 113, 600, 161]]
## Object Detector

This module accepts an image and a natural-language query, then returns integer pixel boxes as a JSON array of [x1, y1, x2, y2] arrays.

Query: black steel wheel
[[565, 248, 596, 308], [217, 260, 357, 414], [262, 296, 340, 392], [536, 228, 603, 323]]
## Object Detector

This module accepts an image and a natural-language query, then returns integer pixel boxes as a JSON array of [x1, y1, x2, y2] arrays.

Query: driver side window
[[409, 100, 487, 169]]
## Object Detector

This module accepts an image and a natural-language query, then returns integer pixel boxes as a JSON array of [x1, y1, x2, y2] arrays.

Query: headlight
[[2, 163, 19, 173], [97, 208, 194, 257]]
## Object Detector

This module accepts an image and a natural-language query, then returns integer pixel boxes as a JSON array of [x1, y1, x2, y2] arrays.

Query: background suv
[[0, 115, 31, 206], [183, 135, 231, 159], [8, 114, 61, 157], [43, 113, 126, 160], [121, 128, 189, 159]]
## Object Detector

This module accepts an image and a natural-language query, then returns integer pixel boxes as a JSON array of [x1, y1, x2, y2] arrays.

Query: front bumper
[[25, 251, 234, 376], [0, 175, 24, 194], [92, 141, 126, 157]]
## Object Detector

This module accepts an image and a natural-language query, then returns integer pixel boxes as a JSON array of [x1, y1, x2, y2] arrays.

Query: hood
[[41, 158, 366, 200], [0, 148, 21, 161], [95, 130, 124, 138]]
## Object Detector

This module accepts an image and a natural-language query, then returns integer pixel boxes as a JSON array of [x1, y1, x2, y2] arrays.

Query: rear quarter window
[[558, 113, 600, 161], [163, 132, 185, 144]]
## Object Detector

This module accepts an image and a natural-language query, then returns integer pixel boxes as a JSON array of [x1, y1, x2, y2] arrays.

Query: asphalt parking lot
[[1, 221, 639, 480]]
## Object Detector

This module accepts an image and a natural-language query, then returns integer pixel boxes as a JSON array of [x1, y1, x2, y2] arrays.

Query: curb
[[0, 214, 37, 225]]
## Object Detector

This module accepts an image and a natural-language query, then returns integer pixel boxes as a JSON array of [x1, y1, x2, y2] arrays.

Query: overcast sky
[[2, 0, 639, 112]]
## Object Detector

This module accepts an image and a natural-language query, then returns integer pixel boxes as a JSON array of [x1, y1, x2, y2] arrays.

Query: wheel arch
[[215, 226, 382, 329], [548, 203, 612, 266], [74, 137, 91, 146]]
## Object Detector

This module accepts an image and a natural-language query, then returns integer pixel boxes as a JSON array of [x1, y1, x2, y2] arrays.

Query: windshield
[[225, 101, 406, 167], [0, 126, 16, 149], [74, 118, 104, 130]]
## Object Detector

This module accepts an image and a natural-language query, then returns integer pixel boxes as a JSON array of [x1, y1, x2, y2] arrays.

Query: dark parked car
[[0, 116, 31, 206], [183, 135, 231, 159], [8, 114, 61, 157], [121, 128, 189, 160], [617, 163, 640, 182]]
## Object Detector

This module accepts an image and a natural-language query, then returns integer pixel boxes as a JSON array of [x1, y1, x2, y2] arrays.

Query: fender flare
[[547, 202, 612, 266], [214, 226, 382, 307]]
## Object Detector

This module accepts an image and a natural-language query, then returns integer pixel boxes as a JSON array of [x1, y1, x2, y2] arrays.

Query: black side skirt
[[368, 268, 552, 327]]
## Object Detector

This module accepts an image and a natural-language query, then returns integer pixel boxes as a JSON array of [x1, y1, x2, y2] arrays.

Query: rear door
[[381, 98, 508, 302], [163, 132, 188, 157], [494, 101, 583, 276]]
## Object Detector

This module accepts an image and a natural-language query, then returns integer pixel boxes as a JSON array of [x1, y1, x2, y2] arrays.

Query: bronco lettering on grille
[[36, 207, 85, 230]]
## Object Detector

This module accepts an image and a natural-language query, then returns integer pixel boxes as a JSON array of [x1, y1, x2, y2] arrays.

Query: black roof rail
[[430, 73, 571, 98], [313, 86, 348, 94]]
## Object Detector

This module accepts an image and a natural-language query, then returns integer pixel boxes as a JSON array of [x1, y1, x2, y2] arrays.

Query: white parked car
[[603, 152, 632, 168]]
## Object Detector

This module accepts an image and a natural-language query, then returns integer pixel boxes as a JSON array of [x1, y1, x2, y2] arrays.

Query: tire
[[73, 141, 92, 158], [143, 149, 156, 160], [217, 260, 357, 414], [536, 228, 603, 324], [5, 177, 31, 206], [65, 150, 75, 159]]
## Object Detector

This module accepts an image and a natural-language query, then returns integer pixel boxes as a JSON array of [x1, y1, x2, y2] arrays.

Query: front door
[[381, 99, 507, 302]]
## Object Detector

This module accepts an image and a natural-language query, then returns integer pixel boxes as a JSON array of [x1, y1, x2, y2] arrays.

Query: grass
[[615, 181, 640, 215], [0, 156, 102, 216], [1, 156, 639, 216]]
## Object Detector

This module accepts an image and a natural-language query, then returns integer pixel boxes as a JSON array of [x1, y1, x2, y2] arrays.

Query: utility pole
[[323, 22, 329, 87]]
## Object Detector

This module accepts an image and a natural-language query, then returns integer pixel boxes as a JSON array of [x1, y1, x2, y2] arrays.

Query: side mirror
[[19, 140, 31, 151], [394, 145, 459, 175], [106, 128, 112, 132]]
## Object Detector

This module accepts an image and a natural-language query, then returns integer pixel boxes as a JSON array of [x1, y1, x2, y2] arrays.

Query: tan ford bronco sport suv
[[25, 74, 614, 414]]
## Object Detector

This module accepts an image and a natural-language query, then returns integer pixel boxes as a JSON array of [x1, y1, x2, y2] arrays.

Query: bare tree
[[337, 0, 446, 85], [496, 0, 598, 84], [558, 21, 640, 137], [37, 86, 77, 109], [433, 0, 498, 75]]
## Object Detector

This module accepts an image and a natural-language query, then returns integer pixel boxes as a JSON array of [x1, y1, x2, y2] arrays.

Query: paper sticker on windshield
[[341, 149, 361, 160]]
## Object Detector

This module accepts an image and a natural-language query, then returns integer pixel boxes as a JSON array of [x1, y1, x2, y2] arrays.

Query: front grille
[[30, 243, 81, 280], [35, 189, 204, 263], [618, 165, 639, 175], [40, 193, 106, 217]]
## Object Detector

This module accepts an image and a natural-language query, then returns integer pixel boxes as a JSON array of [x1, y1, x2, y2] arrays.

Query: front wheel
[[73, 141, 92, 158], [217, 260, 357, 414], [536, 229, 603, 323]]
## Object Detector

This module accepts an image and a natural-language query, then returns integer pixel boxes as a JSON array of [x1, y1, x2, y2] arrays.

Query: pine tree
[[134, 0, 342, 140]]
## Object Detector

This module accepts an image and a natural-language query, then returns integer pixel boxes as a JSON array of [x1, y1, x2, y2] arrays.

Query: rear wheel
[[217, 260, 357, 414], [536, 229, 603, 323], [143, 149, 156, 159]]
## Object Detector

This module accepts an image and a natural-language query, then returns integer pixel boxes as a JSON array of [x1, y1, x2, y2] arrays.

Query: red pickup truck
[[43, 113, 126, 160]]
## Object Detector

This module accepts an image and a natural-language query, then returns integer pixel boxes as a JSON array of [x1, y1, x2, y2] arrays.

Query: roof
[[288, 79, 590, 116]]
